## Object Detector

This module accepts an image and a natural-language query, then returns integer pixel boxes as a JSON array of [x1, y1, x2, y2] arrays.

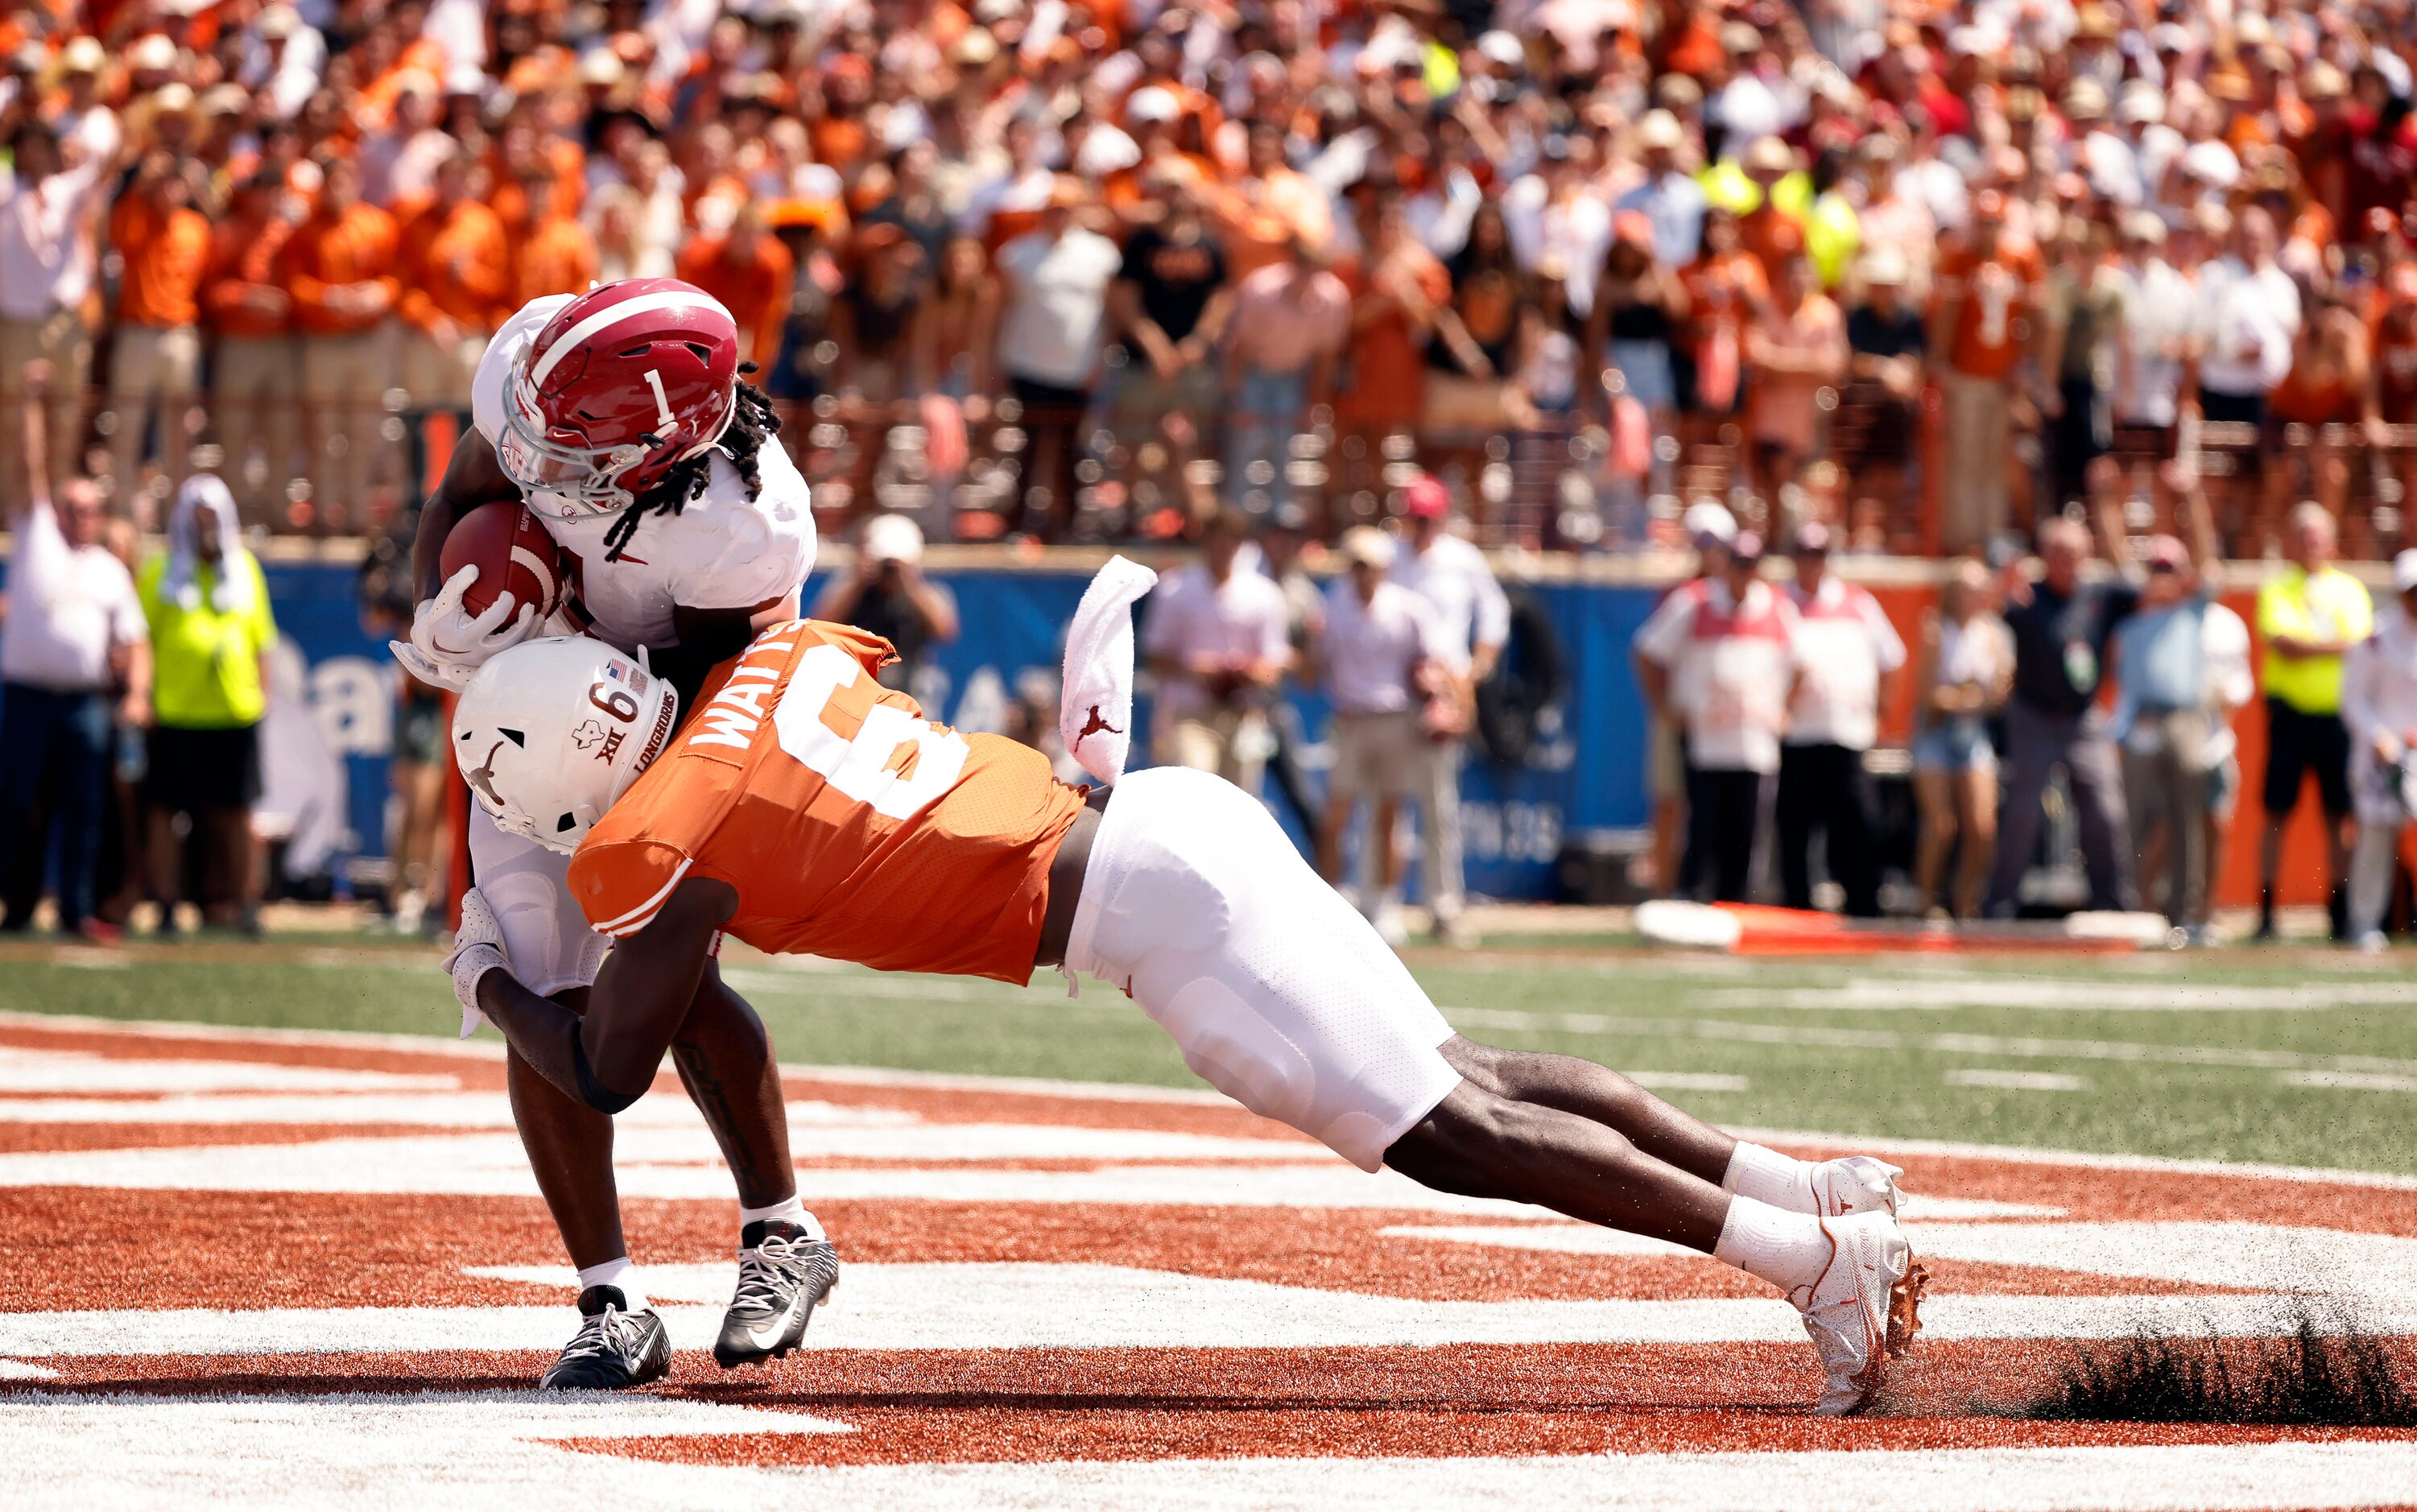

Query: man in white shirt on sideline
[[1, 367, 148, 942], [1776, 523, 1906, 917], [0, 118, 109, 515], [1634, 531, 1803, 903], [1316, 527, 1457, 947], [1142, 506, 1294, 796], [2340, 551, 2417, 952], [1388, 475, 1510, 945]]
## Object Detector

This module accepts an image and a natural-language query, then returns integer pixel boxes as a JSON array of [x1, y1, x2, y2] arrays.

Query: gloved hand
[[440, 887, 510, 1039], [390, 565, 537, 691]]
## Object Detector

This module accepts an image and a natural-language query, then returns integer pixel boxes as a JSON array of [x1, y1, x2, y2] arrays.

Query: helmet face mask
[[454, 638, 681, 854], [498, 278, 744, 518], [497, 371, 654, 514]]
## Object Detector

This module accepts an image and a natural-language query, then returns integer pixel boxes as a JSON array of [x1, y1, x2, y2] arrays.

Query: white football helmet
[[452, 637, 680, 854]]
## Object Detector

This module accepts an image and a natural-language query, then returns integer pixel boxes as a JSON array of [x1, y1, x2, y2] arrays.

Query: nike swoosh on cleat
[[743, 1287, 809, 1353]]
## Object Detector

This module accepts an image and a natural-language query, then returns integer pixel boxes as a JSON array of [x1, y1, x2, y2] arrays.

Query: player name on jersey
[[688, 633, 798, 759]]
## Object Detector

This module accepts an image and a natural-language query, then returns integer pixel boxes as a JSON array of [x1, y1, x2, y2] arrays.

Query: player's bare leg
[[667, 973, 796, 1212], [1386, 1059, 1923, 1413], [1438, 1037, 1907, 1216], [506, 988, 671, 1390], [507, 989, 631, 1271], [667, 973, 840, 1369], [1386, 1080, 1729, 1249], [1438, 1037, 1735, 1184]]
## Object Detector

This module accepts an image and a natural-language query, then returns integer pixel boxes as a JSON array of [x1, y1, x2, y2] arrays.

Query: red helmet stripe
[[528, 289, 740, 388]]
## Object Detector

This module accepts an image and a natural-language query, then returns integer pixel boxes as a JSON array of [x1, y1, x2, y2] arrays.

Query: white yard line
[[2, 1402, 2409, 1512], [11, 1266, 2417, 1356], [0, 1049, 460, 1095], [1730, 1128, 2417, 1192], [2282, 1070, 2417, 1093], [0, 1094, 917, 1128], [1393, 1219, 2417, 1300], [1696, 977, 2417, 1012], [0, 1394, 848, 1512], [1944, 1069, 2089, 1093], [6, 1014, 2417, 1186], [1444, 1005, 2417, 1079], [783, 1444, 2417, 1512]]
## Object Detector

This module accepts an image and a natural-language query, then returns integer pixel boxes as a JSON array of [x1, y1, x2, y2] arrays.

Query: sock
[[1713, 1196, 1833, 1294], [576, 1257, 651, 1312], [738, 1195, 822, 1241], [2258, 886, 2274, 926], [1721, 1141, 1817, 1213]]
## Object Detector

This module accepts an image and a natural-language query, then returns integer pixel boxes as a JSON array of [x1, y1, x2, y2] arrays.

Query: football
[[440, 500, 572, 622]]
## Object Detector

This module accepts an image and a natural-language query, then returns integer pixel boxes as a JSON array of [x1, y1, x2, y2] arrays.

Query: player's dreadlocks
[[601, 368, 783, 563]]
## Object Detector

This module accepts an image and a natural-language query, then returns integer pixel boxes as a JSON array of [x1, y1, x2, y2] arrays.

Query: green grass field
[[7, 934, 2414, 1174]]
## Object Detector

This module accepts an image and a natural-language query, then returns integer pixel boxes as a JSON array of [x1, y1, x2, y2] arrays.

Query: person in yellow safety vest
[[2253, 503, 2376, 940]]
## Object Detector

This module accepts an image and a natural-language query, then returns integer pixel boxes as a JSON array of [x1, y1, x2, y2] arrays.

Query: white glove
[[440, 887, 510, 1039], [395, 565, 538, 691]]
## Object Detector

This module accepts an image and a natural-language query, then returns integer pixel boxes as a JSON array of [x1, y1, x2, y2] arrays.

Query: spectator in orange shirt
[[675, 204, 795, 373], [1679, 205, 1770, 415], [277, 154, 400, 521], [485, 120, 585, 238], [510, 167, 599, 309], [1212, 122, 1336, 279], [1930, 190, 2045, 554], [201, 172, 298, 520], [1744, 251, 1849, 523], [395, 148, 507, 492], [105, 154, 213, 522]]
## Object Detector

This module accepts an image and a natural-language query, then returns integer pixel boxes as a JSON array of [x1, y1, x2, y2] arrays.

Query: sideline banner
[[1, 561, 1661, 899], [2, 556, 2349, 907]]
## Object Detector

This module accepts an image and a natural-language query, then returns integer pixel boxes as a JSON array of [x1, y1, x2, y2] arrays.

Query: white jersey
[[472, 295, 818, 655], [2343, 607, 2417, 824], [1783, 575, 1906, 751], [1632, 577, 1802, 775]]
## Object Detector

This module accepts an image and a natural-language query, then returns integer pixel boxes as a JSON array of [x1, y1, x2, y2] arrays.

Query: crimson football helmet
[[495, 278, 742, 514]]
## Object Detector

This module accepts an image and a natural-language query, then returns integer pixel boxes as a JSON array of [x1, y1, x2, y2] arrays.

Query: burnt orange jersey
[[568, 621, 1088, 981], [1935, 245, 2047, 381]]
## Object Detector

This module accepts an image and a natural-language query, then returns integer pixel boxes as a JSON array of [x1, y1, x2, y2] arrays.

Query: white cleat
[[1810, 1155, 1906, 1217], [1790, 1209, 1927, 1416]]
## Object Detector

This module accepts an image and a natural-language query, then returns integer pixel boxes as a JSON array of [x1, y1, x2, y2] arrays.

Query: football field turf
[[6, 934, 2413, 1171], [2, 934, 2414, 1508]]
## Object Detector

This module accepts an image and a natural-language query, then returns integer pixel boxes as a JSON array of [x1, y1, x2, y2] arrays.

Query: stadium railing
[[9, 374, 2411, 562]]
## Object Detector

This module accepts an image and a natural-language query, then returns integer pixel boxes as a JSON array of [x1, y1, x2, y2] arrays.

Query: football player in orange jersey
[[445, 626, 1926, 1416]]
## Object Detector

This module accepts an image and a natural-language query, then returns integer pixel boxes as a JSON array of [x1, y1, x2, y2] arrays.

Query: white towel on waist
[[1060, 555, 1158, 786]]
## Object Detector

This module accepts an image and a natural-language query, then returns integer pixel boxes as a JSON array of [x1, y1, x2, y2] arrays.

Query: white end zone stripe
[[788, 1443, 2417, 1512], [595, 856, 695, 936], [527, 290, 736, 387]]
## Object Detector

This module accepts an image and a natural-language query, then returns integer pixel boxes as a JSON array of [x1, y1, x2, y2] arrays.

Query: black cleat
[[713, 1220, 840, 1369], [539, 1285, 671, 1390]]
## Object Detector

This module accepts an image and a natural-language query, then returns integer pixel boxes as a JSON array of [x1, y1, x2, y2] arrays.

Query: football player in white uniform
[[395, 279, 832, 1388]]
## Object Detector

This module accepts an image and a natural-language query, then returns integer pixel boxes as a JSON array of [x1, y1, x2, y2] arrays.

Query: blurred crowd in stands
[[11, 0, 2417, 553], [14, 0, 2417, 950]]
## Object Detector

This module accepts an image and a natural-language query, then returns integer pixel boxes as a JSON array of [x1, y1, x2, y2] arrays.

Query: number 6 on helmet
[[453, 638, 682, 853]]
